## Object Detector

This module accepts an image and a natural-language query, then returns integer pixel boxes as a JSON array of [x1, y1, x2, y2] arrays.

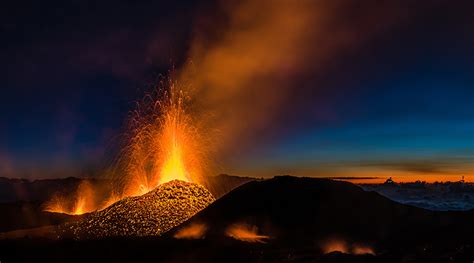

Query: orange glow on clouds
[[337, 168, 474, 184]]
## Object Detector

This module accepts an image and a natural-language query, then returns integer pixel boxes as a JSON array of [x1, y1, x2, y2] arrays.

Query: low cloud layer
[[363, 183, 474, 211]]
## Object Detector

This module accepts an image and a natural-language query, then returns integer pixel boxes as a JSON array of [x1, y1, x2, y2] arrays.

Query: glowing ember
[[225, 223, 270, 243], [156, 93, 193, 185], [174, 223, 208, 239]]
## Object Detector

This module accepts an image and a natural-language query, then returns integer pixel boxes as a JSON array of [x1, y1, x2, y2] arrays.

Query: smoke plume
[[177, 0, 415, 163]]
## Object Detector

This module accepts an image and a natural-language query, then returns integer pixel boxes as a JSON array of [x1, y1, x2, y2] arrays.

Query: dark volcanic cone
[[169, 176, 474, 252], [60, 180, 215, 239]]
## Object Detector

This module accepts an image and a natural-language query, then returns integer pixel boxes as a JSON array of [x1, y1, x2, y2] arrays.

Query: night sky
[[1, 0, 473, 181]]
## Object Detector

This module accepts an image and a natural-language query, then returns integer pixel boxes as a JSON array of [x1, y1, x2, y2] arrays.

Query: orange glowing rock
[[59, 180, 215, 239]]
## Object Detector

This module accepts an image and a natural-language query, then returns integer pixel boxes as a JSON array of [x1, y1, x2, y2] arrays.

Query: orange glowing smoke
[[322, 239, 349, 254], [225, 223, 270, 243], [43, 181, 96, 215], [173, 223, 208, 239], [352, 244, 375, 255], [321, 239, 375, 255]]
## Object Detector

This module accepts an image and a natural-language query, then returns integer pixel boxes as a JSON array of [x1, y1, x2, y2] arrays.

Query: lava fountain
[[156, 90, 195, 185], [119, 78, 208, 198], [43, 180, 96, 215], [44, 77, 211, 215]]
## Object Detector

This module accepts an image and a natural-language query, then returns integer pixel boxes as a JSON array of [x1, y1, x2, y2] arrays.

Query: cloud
[[362, 183, 474, 211]]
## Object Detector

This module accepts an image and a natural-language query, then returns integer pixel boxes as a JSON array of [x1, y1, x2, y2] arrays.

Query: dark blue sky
[[1, 0, 473, 180]]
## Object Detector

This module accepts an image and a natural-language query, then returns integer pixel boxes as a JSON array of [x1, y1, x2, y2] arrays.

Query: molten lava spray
[[44, 78, 211, 214], [116, 78, 209, 198], [157, 91, 194, 185], [43, 180, 96, 215]]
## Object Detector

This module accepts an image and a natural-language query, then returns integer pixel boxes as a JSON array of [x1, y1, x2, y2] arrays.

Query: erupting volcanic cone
[[59, 180, 214, 239]]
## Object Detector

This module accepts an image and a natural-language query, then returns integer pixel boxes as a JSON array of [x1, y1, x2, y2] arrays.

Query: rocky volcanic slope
[[60, 180, 215, 239]]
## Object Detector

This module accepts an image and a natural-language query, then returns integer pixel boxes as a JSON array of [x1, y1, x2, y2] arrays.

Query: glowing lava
[[61, 180, 215, 239], [155, 91, 194, 185], [117, 78, 209, 199], [43, 181, 95, 215], [159, 141, 189, 184], [43, 78, 210, 215]]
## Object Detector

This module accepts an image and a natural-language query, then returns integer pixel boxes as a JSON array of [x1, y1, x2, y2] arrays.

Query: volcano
[[60, 180, 215, 239], [171, 176, 437, 245], [2, 176, 474, 262], [166, 176, 474, 260]]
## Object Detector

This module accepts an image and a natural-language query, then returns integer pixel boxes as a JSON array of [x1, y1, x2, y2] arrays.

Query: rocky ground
[[59, 180, 215, 239]]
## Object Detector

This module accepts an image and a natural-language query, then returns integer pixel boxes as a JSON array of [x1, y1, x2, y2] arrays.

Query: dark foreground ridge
[[1, 176, 474, 262]]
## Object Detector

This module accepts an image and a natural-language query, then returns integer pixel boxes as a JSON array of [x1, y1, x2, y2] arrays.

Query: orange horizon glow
[[230, 165, 474, 184], [334, 170, 474, 184]]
